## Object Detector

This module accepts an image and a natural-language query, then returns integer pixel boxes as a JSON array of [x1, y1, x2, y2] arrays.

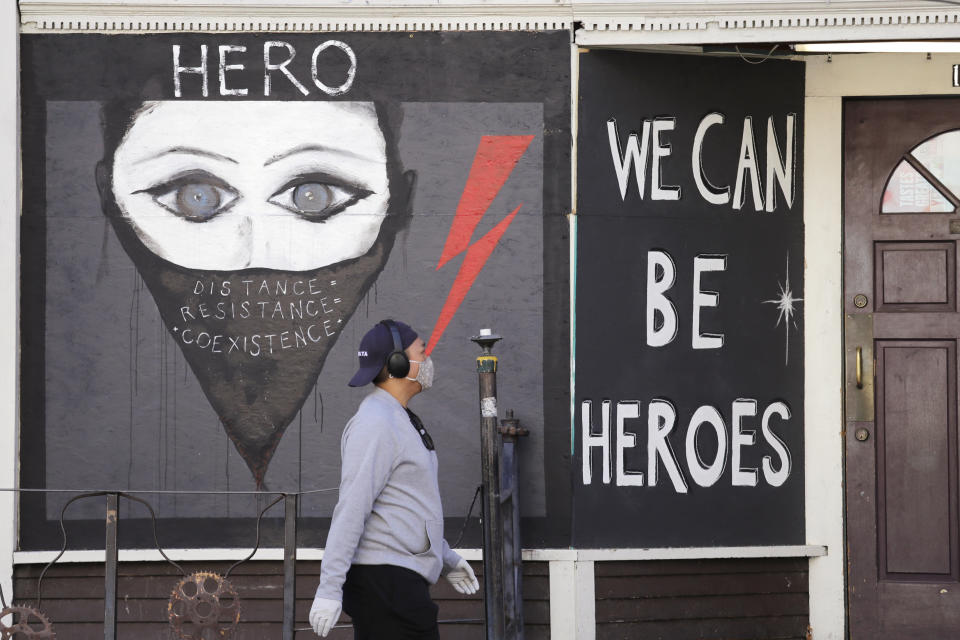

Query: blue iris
[[293, 183, 333, 214], [176, 183, 222, 219]]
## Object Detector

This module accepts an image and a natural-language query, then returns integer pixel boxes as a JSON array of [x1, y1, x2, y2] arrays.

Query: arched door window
[[882, 130, 960, 214]]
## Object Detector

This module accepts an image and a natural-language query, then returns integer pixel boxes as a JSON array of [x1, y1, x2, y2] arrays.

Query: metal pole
[[471, 329, 505, 640], [282, 493, 298, 640], [104, 493, 118, 640], [500, 410, 528, 640]]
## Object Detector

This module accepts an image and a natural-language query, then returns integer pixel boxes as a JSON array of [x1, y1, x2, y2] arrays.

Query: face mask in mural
[[98, 100, 412, 486]]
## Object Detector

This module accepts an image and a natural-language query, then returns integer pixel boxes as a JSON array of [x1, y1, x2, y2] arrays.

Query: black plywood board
[[575, 50, 805, 547]]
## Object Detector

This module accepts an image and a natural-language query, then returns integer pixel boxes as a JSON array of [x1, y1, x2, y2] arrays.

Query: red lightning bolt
[[426, 135, 534, 355]]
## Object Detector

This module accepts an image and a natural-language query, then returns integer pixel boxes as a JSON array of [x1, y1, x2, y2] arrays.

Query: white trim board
[[18, 0, 960, 40], [0, 0, 17, 612], [804, 94, 846, 640], [549, 559, 595, 640], [13, 545, 826, 565], [576, 545, 826, 561], [575, 11, 960, 46]]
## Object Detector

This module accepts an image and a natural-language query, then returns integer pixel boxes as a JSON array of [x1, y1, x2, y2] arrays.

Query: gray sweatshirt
[[315, 387, 463, 601]]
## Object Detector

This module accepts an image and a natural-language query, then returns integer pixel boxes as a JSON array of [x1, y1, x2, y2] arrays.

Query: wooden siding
[[594, 558, 810, 640], [13, 560, 550, 639]]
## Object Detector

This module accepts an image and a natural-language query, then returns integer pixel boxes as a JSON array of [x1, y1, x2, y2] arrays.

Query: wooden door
[[844, 98, 960, 638]]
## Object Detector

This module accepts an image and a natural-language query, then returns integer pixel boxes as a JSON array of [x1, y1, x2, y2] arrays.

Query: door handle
[[856, 346, 863, 389], [846, 315, 873, 422]]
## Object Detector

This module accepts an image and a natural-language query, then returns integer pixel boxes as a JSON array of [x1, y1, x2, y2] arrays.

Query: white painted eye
[[141, 171, 240, 221], [268, 175, 371, 221]]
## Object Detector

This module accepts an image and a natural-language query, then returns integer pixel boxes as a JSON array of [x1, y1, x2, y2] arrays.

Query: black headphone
[[381, 319, 410, 379]]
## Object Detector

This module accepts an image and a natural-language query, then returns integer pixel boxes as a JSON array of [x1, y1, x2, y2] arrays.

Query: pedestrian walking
[[310, 319, 479, 638]]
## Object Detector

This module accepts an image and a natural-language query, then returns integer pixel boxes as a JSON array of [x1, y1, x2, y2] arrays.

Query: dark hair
[[372, 364, 390, 385]]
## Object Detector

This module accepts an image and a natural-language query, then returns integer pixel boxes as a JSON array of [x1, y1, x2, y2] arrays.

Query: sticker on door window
[[881, 130, 960, 214]]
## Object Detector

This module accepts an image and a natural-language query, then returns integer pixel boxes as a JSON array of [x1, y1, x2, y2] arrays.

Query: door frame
[[807, 53, 960, 639]]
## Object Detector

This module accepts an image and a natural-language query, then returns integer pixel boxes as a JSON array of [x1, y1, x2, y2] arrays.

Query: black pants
[[342, 564, 440, 640]]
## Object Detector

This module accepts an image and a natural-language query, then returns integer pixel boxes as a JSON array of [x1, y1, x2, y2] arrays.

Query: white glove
[[444, 558, 480, 595], [309, 596, 342, 637]]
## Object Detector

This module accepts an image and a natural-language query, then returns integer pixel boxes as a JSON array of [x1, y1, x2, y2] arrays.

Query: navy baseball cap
[[348, 320, 418, 387]]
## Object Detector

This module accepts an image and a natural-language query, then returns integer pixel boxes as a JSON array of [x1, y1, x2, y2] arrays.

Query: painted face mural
[[110, 102, 394, 271], [21, 32, 570, 550], [100, 100, 410, 485]]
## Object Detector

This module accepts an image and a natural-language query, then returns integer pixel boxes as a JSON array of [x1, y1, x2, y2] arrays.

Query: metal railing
[[3, 486, 490, 638], [3, 330, 529, 639], [1, 423, 528, 640]]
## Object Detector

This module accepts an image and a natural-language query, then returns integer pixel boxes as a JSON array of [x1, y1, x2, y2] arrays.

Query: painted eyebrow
[[264, 144, 379, 166], [132, 147, 240, 165]]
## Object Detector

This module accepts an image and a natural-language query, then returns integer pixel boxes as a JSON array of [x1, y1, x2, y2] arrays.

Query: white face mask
[[406, 356, 434, 391]]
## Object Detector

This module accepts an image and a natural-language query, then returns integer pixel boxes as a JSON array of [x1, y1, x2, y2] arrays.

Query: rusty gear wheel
[[168, 571, 241, 640], [0, 605, 56, 639]]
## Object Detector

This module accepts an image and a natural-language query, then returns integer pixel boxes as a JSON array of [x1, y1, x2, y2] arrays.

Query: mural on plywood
[[575, 50, 806, 547], [20, 33, 571, 549], [100, 99, 414, 485]]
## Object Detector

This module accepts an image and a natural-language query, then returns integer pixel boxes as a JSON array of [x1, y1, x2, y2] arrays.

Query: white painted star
[[763, 254, 803, 366]]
